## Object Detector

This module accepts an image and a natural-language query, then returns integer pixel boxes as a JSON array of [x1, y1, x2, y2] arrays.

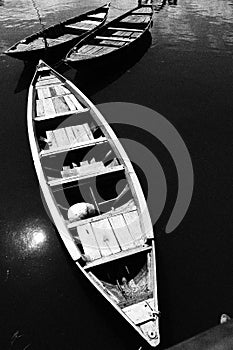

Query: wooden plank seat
[[35, 77, 61, 87], [34, 107, 89, 121], [87, 13, 106, 19], [83, 245, 151, 269], [95, 35, 134, 42], [40, 136, 107, 157], [98, 40, 126, 48], [48, 164, 125, 187], [65, 20, 100, 31], [108, 27, 144, 32], [44, 34, 78, 46]]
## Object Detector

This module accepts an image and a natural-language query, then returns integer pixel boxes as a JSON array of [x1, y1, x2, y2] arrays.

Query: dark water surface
[[0, 0, 233, 349]]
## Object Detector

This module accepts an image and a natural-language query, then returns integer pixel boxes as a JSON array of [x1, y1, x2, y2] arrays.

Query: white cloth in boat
[[68, 202, 96, 221]]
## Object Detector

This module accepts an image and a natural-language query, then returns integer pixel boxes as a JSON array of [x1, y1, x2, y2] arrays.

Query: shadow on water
[[14, 62, 37, 93], [14, 25, 153, 95], [69, 31, 153, 96]]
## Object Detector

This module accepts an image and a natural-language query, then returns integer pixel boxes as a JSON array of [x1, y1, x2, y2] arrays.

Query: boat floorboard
[[67, 203, 137, 229]]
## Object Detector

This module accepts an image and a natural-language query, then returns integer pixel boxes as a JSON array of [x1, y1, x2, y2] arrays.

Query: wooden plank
[[84, 245, 151, 270], [95, 46, 116, 55], [54, 84, 66, 96], [36, 88, 44, 100], [95, 35, 133, 42], [81, 20, 100, 26], [72, 124, 90, 142], [99, 40, 125, 47], [91, 219, 121, 257], [46, 130, 58, 149], [37, 75, 58, 82], [79, 45, 100, 54], [109, 215, 136, 251], [42, 97, 56, 116], [52, 96, 70, 114], [108, 27, 143, 32], [53, 128, 70, 147], [40, 137, 107, 157], [65, 126, 77, 145], [88, 12, 106, 19], [68, 94, 84, 111], [63, 94, 77, 111], [36, 77, 61, 87], [113, 31, 132, 37], [131, 32, 141, 38], [49, 165, 123, 187], [77, 223, 102, 260], [34, 107, 90, 121], [36, 99, 44, 117], [123, 210, 145, 246], [49, 86, 57, 97], [83, 123, 94, 140], [85, 46, 103, 55], [38, 74, 54, 81], [78, 45, 97, 54], [123, 300, 155, 324], [39, 86, 51, 99]]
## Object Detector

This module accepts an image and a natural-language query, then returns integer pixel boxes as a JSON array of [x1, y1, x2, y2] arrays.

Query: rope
[[30, 0, 48, 48]]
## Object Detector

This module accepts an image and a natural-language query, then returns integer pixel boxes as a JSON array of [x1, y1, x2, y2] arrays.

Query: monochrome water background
[[0, 0, 232, 349]]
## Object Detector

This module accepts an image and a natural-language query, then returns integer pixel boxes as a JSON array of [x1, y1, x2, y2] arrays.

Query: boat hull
[[5, 4, 110, 62], [65, 5, 153, 67], [27, 60, 160, 347], [66, 26, 153, 69]]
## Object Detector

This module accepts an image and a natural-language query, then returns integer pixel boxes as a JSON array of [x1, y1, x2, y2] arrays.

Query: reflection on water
[[152, 0, 233, 53], [12, 218, 49, 257]]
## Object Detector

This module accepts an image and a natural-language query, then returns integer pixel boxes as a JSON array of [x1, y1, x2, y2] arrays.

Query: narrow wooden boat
[[4, 3, 110, 61], [27, 60, 160, 347], [64, 4, 153, 67]]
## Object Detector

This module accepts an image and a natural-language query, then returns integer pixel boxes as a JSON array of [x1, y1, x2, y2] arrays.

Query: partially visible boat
[[64, 4, 153, 67], [27, 60, 160, 347], [4, 3, 110, 61]]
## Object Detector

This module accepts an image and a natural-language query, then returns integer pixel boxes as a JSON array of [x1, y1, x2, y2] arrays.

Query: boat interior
[[88, 250, 154, 306], [10, 7, 108, 52], [68, 7, 153, 60]]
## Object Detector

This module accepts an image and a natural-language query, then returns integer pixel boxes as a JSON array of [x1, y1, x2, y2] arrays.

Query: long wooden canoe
[[5, 3, 110, 61], [64, 4, 153, 67], [27, 60, 160, 347]]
